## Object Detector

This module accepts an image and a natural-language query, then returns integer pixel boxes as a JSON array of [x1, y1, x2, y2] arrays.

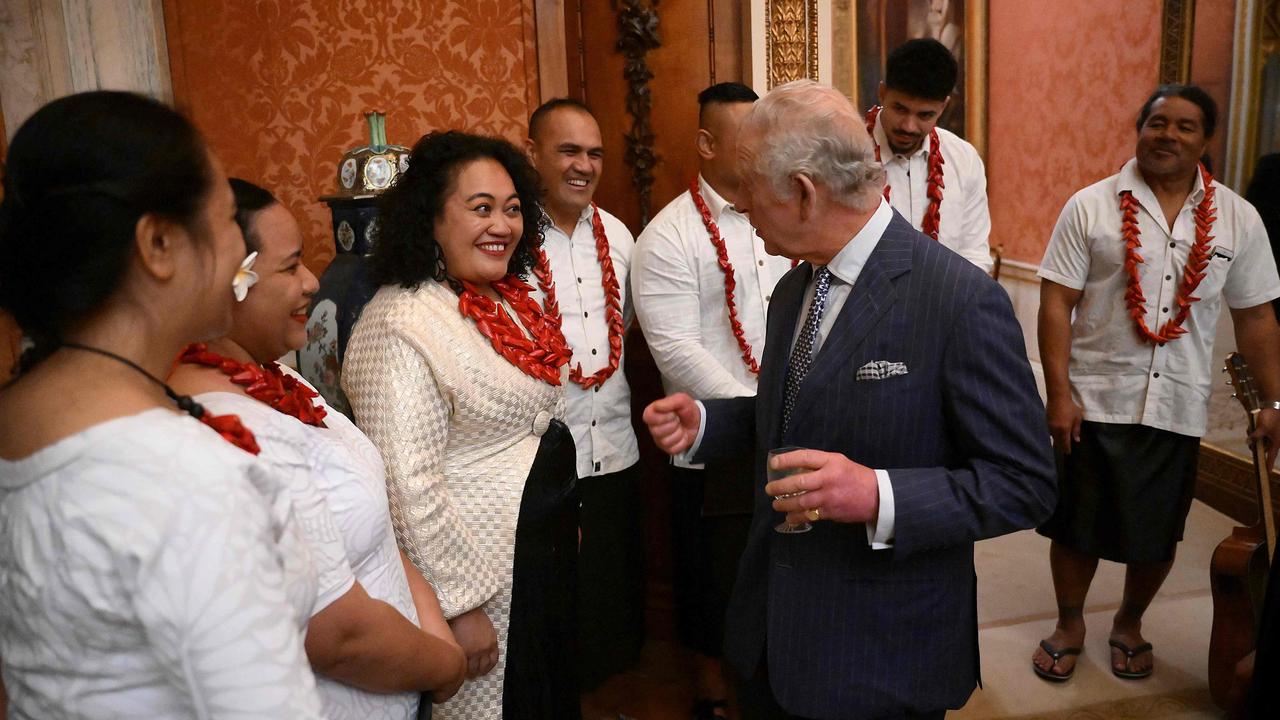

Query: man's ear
[[133, 213, 181, 282], [794, 173, 818, 223], [524, 137, 537, 162], [695, 129, 715, 161], [939, 95, 952, 115], [877, 81, 886, 105]]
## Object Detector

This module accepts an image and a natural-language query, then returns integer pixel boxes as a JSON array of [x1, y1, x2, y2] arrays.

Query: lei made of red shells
[[865, 105, 945, 241], [180, 343, 328, 427], [689, 177, 765, 374], [455, 275, 573, 386], [1120, 163, 1216, 345], [530, 202, 625, 390]]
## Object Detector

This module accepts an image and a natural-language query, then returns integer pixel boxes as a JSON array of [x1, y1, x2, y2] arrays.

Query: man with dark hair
[[865, 37, 992, 271], [1033, 84, 1280, 683], [632, 81, 791, 720], [523, 99, 645, 707]]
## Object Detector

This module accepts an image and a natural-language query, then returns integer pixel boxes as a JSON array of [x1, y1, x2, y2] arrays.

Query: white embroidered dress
[[0, 409, 322, 719], [197, 366, 421, 720], [342, 279, 565, 720]]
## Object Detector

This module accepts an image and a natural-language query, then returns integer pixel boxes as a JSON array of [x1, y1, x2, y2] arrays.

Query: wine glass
[[769, 446, 812, 534]]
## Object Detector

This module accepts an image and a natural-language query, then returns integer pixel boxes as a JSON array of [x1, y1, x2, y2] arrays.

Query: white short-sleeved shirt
[[870, 116, 993, 272], [1038, 158, 1280, 436], [633, 175, 792, 467], [0, 409, 323, 719], [531, 204, 640, 478], [199, 377, 421, 720]]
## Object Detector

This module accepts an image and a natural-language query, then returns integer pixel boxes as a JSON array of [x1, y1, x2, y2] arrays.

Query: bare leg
[[1032, 541, 1100, 677], [1108, 557, 1174, 675]]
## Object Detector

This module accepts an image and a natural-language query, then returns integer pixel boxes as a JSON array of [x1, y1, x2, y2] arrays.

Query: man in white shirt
[[865, 38, 992, 272], [524, 98, 644, 701], [1033, 85, 1280, 684], [632, 82, 792, 720]]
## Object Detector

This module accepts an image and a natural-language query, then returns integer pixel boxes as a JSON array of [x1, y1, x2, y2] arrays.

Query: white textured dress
[[198, 367, 422, 720], [342, 280, 566, 720], [0, 409, 323, 719]]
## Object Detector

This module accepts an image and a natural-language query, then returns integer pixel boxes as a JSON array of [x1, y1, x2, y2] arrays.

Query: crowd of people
[[0, 36, 1277, 720]]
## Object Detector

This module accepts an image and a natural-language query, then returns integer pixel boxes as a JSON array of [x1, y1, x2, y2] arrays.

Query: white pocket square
[[856, 360, 908, 381]]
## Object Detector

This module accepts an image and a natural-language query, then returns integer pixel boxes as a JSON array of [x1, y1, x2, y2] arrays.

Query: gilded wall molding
[[1159, 0, 1196, 84], [765, 0, 817, 88], [615, 0, 661, 227]]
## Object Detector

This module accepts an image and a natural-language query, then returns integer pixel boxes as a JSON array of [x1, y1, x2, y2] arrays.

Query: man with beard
[[1032, 85, 1280, 683], [864, 38, 992, 272]]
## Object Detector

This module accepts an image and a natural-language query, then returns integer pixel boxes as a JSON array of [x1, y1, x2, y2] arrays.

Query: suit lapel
[[787, 214, 916, 425]]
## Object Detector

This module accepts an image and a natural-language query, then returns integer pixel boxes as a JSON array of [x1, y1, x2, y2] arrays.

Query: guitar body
[[1209, 525, 1268, 707], [1210, 353, 1277, 709]]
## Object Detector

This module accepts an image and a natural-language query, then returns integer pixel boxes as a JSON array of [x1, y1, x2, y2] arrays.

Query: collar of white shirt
[[697, 173, 737, 222], [825, 199, 894, 286], [872, 114, 932, 161], [1117, 157, 1207, 225], [543, 204, 597, 237]]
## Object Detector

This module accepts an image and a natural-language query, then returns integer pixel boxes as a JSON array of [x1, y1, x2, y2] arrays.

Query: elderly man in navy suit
[[643, 80, 1056, 720]]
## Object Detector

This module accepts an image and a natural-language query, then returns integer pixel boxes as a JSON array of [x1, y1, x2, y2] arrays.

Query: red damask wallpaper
[[986, 0, 1162, 264], [163, 0, 540, 275]]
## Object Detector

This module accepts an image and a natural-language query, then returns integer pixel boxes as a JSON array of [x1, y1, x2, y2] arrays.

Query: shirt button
[[591, 419, 597, 427], [591, 348, 598, 355], [758, 260, 764, 266], [594, 386, 600, 393], [1166, 275, 1172, 280], [1153, 372, 1161, 378], [577, 277, 582, 283], [766, 294, 772, 302], [594, 461, 601, 472], [584, 311, 589, 318], [1169, 241, 1176, 248], [1162, 307, 1169, 313]]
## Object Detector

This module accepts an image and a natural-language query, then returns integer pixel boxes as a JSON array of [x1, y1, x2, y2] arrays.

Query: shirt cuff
[[864, 469, 895, 549], [675, 400, 709, 464]]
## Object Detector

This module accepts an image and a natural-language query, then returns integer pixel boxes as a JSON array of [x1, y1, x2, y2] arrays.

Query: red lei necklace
[[690, 178, 764, 374], [865, 106, 945, 241], [454, 276, 572, 385], [1121, 163, 1216, 345], [531, 202, 625, 390], [180, 343, 328, 427]]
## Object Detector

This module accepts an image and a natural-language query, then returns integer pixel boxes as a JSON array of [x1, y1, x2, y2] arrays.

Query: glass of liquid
[[768, 446, 812, 534]]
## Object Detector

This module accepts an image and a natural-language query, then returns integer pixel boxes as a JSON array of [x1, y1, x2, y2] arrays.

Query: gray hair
[[740, 80, 885, 212]]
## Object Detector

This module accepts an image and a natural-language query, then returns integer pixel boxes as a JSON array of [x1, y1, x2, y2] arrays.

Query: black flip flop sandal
[[1108, 638, 1154, 679], [1033, 639, 1082, 682]]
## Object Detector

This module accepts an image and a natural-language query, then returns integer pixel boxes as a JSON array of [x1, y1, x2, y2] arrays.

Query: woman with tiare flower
[[168, 179, 467, 719]]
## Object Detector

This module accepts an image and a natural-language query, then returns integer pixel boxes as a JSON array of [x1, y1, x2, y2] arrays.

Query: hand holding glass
[[768, 446, 813, 534]]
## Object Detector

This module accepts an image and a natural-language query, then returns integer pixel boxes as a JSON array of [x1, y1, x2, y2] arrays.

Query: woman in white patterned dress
[[0, 92, 322, 718], [343, 131, 581, 720], [169, 178, 466, 719]]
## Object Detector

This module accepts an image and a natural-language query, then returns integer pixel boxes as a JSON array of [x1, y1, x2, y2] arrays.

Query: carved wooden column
[[615, 0, 661, 227]]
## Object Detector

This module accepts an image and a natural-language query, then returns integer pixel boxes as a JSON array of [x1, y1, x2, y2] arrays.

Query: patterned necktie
[[782, 266, 832, 435]]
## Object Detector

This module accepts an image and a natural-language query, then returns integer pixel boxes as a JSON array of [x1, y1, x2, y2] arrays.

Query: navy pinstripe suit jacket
[[694, 212, 1056, 719]]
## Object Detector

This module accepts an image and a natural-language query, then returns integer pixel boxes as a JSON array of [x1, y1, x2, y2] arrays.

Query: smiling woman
[[342, 130, 582, 719]]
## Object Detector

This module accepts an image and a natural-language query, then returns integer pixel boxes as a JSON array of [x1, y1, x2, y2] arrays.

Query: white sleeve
[[957, 151, 994, 272], [131, 470, 323, 719], [1038, 193, 1091, 290], [1223, 202, 1280, 309], [863, 469, 895, 550], [343, 324, 502, 619], [633, 220, 755, 399]]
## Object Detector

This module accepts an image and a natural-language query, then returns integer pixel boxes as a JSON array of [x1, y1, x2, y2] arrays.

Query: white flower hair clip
[[232, 251, 260, 302]]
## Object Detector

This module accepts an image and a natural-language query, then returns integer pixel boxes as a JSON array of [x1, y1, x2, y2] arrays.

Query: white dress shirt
[[633, 175, 793, 468], [532, 204, 640, 478], [871, 115, 993, 272], [688, 199, 899, 548], [1039, 158, 1280, 437]]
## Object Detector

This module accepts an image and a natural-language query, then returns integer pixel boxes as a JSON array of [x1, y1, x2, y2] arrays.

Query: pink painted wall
[[1191, 0, 1236, 177], [986, 0, 1163, 264]]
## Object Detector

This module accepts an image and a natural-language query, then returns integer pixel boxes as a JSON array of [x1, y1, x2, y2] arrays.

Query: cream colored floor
[[954, 500, 1234, 719]]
